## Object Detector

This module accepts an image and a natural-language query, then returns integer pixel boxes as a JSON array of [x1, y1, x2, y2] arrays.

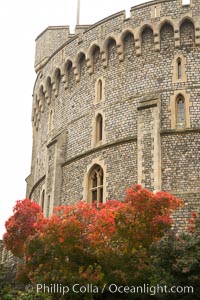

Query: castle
[[26, 0, 200, 228]]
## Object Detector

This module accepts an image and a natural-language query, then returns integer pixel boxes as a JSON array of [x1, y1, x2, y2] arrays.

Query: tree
[[3, 199, 44, 257], [24, 185, 182, 299], [150, 212, 200, 300], [4, 185, 183, 299]]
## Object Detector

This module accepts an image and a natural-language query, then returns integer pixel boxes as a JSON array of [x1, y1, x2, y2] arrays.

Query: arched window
[[170, 90, 190, 129], [176, 96, 185, 125], [97, 79, 103, 101], [89, 165, 104, 204], [172, 54, 186, 83], [95, 77, 105, 103], [96, 114, 103, 142], [177, 58, 182, 79]]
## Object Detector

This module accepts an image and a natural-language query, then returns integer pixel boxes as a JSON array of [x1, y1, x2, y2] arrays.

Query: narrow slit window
[[176, 96, 185, 125], [97, 79, 103, 101], [154, 6, 157, 18], [177, 58, 182, 79], [95, 77, 104, 103], [96, 114, 103, 142]]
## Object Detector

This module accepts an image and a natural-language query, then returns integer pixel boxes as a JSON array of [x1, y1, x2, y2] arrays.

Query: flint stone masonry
[[26, 0, 200, 228]]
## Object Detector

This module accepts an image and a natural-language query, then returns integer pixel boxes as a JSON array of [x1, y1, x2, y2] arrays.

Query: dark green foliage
[[150, 214, 200, 300]]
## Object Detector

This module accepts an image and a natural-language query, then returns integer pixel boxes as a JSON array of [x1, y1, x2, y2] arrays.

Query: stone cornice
[[161, 127, 200, 135], [62, 136, 137, 167]]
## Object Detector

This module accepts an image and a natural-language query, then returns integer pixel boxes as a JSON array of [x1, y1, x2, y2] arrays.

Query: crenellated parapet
[[32, 0, 200, 130], [26, 0, 200, 231]]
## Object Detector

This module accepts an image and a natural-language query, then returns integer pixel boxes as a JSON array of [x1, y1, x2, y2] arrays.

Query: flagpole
[[77, 0, 80, 25]]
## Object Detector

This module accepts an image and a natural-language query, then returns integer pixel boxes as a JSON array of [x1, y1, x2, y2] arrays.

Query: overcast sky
[[0, 0, 154, 238]]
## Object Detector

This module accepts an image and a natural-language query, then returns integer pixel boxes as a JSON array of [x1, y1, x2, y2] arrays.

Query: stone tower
[[26, 0, 200, 227]]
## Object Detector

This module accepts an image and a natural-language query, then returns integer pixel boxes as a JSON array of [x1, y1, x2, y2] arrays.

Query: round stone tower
[[26, 0, 200, 227]]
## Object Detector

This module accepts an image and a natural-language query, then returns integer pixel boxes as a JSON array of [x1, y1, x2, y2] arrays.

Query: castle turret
[[35, 26, 71, 72], [27, 0, 200, 228]]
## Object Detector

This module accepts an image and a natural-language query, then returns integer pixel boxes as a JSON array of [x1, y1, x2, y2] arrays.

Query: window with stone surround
[[176, 95, 185, 126], [91, 110, 106, 147], [177, 58, 182, 80], [170, 90, 191, 129], [95, 77, 105, 103], [88, 164, 104, 204], [97, 79, 103, 101], [172, 54, 186, 83], [151, 4, 161, 18], [82, 159, 107, 204], [96, 114, 103, 143]]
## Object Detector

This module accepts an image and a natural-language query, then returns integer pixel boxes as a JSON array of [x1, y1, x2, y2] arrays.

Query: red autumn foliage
[[3, 199, 43, 257], [187, 211, 198, 232], [3, 185, 184, 288], [123, 185, 183, 247]]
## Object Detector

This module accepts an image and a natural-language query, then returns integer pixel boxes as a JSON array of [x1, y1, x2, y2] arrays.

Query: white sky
[[0, 0, 152, 238]]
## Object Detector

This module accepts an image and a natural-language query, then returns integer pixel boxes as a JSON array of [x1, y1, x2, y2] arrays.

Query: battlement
[[35, 26, 71, 72], [28, 0, 200, 228], [34, 0, 200, 74]]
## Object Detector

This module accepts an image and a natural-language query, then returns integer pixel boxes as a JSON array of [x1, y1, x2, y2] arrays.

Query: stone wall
[[27, 0, 200, 226]]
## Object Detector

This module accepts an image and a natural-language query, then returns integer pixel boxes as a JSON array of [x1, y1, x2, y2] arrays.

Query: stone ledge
[[131, 0, 171, 11], [137, 95, 160, 110], [62, 135, 137, 167], [29, 175, 46, 199], [161, 127, 200, 135], [169, 190, 200, 195]]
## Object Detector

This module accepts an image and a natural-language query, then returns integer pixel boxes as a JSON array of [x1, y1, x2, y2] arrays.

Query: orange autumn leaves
[[3, 199, 43, 257], [3, 185, 183, 285]]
